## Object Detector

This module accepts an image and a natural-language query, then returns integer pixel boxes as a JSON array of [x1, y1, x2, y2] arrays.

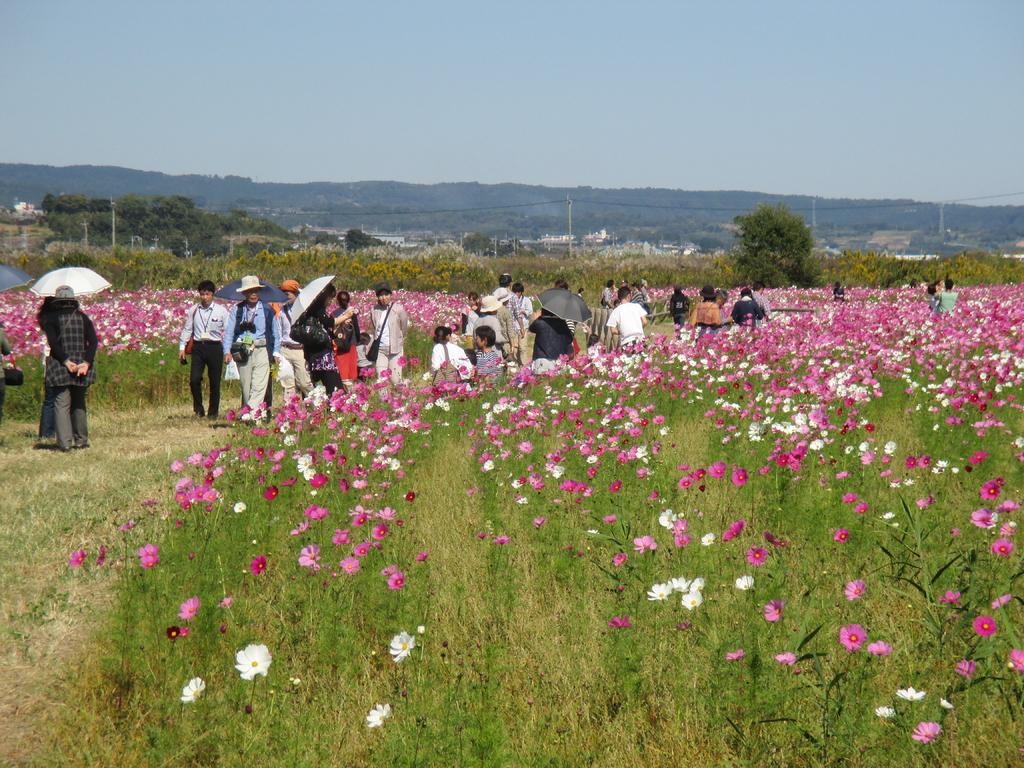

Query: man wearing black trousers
[[179, 280, 230, 419]]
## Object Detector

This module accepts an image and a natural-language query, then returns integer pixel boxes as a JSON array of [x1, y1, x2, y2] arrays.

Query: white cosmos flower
[[681, 591, 704, 611], [417, 625, 426, 634], [940, 698, 954, 710], [234, 644, 272, 680], [389, 631, 416, 663], [667, 577, 691, 594], [701, 533, 716, 546], [647, 583, 672, 601], [233, 502, 247, 514], [180, 677, 206, 703], [735, 575, 755, 591], [658, 510, 677, 530], [896, 687, 926, 701], [366, 703, 392, 728], [689, 577, 705, 592], [875, 706, 895, 719]]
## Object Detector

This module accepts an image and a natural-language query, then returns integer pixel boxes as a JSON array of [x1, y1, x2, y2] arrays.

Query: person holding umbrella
[[222, 275, 281, 415], [41, 286, 97, 451], [529, 287, 589, 374], [178, 280, 229, 419]]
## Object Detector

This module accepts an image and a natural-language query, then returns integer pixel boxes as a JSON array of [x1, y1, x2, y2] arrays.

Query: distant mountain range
[[2, 163, 1022, 251]]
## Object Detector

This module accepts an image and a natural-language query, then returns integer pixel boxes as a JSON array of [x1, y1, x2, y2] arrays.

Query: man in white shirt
[[178, 280, 230, 418], [276, 279, 313, 401], [606, 286, 648, 351]]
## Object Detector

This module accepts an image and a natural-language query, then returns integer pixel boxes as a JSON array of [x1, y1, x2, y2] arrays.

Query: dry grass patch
[[0, 408, 221, 766]]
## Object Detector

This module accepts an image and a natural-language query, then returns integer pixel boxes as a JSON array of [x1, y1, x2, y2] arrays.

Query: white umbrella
[[31, 267, 112, 297], [292, 274, 336, 320]]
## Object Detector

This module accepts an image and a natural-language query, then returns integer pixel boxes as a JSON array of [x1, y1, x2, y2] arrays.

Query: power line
[[235, 199, 566, 218]]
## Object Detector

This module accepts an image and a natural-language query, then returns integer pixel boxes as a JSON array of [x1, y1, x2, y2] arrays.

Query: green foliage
[[732, 204, 819, 287], [41, 194, 292, 255], [344, 229, 384, 251]]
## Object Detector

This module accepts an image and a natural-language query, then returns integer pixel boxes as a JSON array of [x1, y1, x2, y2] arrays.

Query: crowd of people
[[0, 275, 964, 437]]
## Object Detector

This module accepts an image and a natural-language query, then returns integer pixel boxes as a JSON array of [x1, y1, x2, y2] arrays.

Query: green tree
[[731, 204, 819, 287], [462, 232, 493, 255], [344, 229, 383, 251]]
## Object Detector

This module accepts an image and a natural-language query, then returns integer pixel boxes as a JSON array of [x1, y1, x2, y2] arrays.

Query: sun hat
[[493, 287, 512, 303], [280, 279, 300, 293], [239, 275, 264, 292], [54, 285, 76, 300], [700, 285, 716, 301], [480, 295, 502, 313]]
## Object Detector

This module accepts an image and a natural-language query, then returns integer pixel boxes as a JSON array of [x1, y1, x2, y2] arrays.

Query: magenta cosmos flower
[[973, 615, 998, 637], [833, 529, 850, 543], [138, 543, 160, 569], [731, 467, 749, 487], [954, 659, 976, 678], [68, 549, 87, 568], [607, 615, 632, 628], [249, 555, 267, 575], [991, 538, 1014, 556], [746, 547, 768, 566], [387, 571, 406, 590], [911, 721, 941, 744], [838, 624, 867, 652], [1009, 649, 1024, 674]]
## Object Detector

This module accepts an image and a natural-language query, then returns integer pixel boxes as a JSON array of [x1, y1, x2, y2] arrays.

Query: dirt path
[[0, 408, 224, 766]]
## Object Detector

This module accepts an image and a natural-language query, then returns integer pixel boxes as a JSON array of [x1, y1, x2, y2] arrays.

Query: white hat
[[239, 275, 264, 292], [480, 295, 502, 313], [493, 287, 511, 303]]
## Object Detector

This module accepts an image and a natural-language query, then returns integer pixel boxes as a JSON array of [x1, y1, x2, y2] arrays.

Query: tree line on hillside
[[41, 194, 293, 256]]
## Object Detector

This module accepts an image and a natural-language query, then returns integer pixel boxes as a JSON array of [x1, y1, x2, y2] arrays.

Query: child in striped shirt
[[473, 326, 503, 382]]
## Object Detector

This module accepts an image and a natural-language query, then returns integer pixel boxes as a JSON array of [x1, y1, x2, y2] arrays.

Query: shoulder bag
[[432, 344, 461, 385], [365, 304, 393, 364], [3, 355, 23, 386]]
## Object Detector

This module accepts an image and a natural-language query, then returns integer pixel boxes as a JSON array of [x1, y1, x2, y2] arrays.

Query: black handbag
[[3, 366, 23, 386], [366, 304, 394, 364], [230, 342, 250, 364], [290, 316, 331, 353]]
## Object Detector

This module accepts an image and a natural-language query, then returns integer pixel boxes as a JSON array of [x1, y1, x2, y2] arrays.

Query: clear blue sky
[[2, 0, 1022, 201]]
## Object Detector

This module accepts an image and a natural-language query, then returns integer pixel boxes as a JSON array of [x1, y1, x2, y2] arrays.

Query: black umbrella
[[0, 264, 32, 292], [215, 279, 288, 303], [537, 288, 592, 323]]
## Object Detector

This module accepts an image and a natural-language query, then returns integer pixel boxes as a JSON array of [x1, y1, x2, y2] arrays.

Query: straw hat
[[480, 295, 502, 313], [493, 287, 512, 303], [239, 275, 264, 292]]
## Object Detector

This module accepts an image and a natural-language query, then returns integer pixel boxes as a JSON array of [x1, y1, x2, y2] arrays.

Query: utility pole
[[938, 203, 945, 241], [82, 220, 88, 246], [110, 199, 116, 248], [567, 195, 573, 259], [811, 197, 816, 231]]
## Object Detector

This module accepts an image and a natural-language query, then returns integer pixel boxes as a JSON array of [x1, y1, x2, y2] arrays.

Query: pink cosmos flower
[[371, 523, 390, 540], [955, 659, 976, 678], [68, 549, 87, 568], [387, 571, 406, 590], [532, 517, 547, 528], [611, 552, 628, 567], [415, 550, 429, 562], [911, 721, 941, 744], [991, 538, 1014, 556], [332, 529, 351, 546], [970, 509, 995, 528], [833, 529, 850, 543], [844, 580, 866, 601], [633, 535, 657, 553], [841, 493, 858, 504], [309, 473, 329, 489], [838, 624, 867, 652], [708, 461, 727, 479], [725, 649, 746, 661], [746, 546, 768, 567], [178, 596, 200, 621], [602, 515, 617, 524], [298, 544, 321, 569], [608, 480, 622, 492], [991, 593, 1012, 609], [353, 541, 370, 557], [607, 615, 632, 628], [339, 557, 360, 574], [138, 543, 160, 569], [219, 596, 233, 608], [731, 467, 748, 487], [866, 641, 892, 657], [939, 590, 961, 605], [262, 485, 279, 501], [304, 505, 329, 521], [774, 652, 797, 665], [763, 600, 785, 623], [979, 480, 1001, 500], [1009, 649, 1024, 674], [249, 555, 267, 575], [722, 519, 746, 542], [973, 615, 998, 637], [492, 535, 510, 545]]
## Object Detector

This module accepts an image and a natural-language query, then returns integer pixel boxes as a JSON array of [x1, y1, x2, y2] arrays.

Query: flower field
[[46, 286, 1024, 765]]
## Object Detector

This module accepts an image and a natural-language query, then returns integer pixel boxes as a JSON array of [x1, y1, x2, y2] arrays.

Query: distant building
[[583, 229, 610, 245], [368, 233, 407, 247], [889, 253, 939, 261], [539, 234, 573, 246]]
